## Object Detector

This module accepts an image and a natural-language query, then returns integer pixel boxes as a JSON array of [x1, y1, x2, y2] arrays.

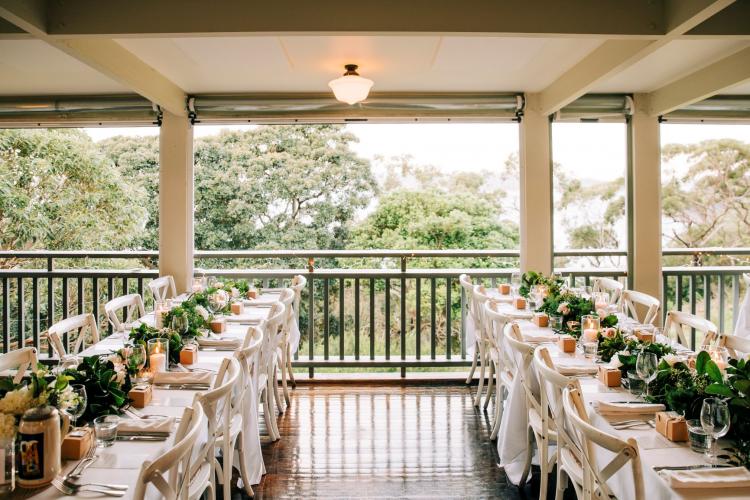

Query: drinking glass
[[170, 312, 189, 336], [636, 351, 658, 398], [94, 415, 119, 447], [127, 343, 147, 381], [700, 398, 730, 464], [510, 271, 522, 295], [67, 384, 87, 428]]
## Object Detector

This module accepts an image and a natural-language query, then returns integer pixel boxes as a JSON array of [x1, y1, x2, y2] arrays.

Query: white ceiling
[[0, 35, 747, 96]]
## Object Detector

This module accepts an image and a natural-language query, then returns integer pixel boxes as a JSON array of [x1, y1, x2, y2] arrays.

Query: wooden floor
[[250, 383, 538, 499]]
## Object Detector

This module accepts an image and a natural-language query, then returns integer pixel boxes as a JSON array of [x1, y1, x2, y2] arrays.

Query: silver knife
[[654, 464, 731, 472], [154, 384, 210, 390], [115, 435, 168, 442]]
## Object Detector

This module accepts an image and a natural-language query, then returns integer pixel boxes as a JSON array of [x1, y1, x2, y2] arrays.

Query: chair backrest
[[621, 289, 660, 325], [592, 277, 624, 308], [0, 347, 38, 384], [277, 288, 296, 338], [664, 310, 718, 349], [471, 285, 492, 342], [705, 332, 750, 359], [48, 313, 99, 358], [104, 294, 146, 333], [291, 275, 307, 324], [504, 324, 542, 416], [482, 301, 514, 367], [459, 274, 476, 326], [148, 275, 177, 302], [562, 387, 644, 500], [258, 302, 286, 372], [133, 404, 205, 500]]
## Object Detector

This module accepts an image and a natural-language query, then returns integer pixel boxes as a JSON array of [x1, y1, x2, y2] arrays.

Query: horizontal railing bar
[[293, 358, 472, 368], [196, 249, 520, 259], [553, 249, 627, 257], [662, 266, 750, 275], [662, 247, 750, 256], [0, 250, 158, 259], [0, 269, 158, 278]]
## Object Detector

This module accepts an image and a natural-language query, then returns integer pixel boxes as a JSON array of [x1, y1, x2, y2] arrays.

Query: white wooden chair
[[460, 274, 482, 386], [148, 275, 178, 302], [734, 273, 750, 338], [592, 277, 624, 309], [104, 293, 146, 333], [193, 357, 241, 500], [132, 404, 207, 500], [258, 302, 286, 441], [534, 347, 584, 500], [286, 274, 307, 389], [562, 387, 644, 500], [663, 310, 718, 349], [621, 289, 660, 325], [482, 300, 514, 440], [47, 313, 99, 359], [233, 326, 265, 497], [504, 323, 557, 498], [470, 285, 493, 407], [277, 288, 296, 407], [705, 332, 750, 359], [0, 347, 38, 384]]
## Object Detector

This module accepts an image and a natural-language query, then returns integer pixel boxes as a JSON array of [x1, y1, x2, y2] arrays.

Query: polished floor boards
[[252, 383, 538, 499]]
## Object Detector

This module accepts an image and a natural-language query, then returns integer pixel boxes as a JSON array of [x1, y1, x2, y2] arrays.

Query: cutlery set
[[611, 419, 656, 429], [154, 383, 211, 390], [53, 445, 128, 496]]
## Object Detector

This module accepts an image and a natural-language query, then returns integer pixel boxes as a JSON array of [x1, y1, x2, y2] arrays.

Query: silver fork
[[52, 478, 126, 497]]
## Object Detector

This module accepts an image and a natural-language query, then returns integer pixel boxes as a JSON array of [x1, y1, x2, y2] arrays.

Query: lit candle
[[154, 300, 167, 329], [192, 278, 203, 293], [583, 328, 599, 343], [150, 351, 167, 373]]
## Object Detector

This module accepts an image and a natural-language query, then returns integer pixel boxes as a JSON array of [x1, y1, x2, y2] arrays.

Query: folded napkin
[[118, 416, 175, 435], [594, 400, 665, 415], [196, 337, 241, 348], [524, 332, 559, 344], [225, 313, 262, 324], [506, 310, 534, 320], [664, 467, 750, 489], [554, 363, 599, 376], [243, 295, 278, 306], [153, 371, 214, 385]]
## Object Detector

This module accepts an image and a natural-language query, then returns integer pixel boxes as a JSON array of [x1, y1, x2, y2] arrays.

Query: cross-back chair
[[285, 274, 307, 389], [258, 302, 286, 441], [704, 331, 750, 359], [534, 347, 584, 500], [277, 288, 296, 407], [460, 274, 484, 387], [48, 313, 99, 359], [482, 300, 515, 440], [504, 323, 557, 498], [132, 404, 207, 500], [663, 310, 718, 349], [148, 275, 178, 302], [621, 289, 660, 325], [104, 293, 146, 333], [562, 387, 644, 500], [0, 347, 38, 384], [592, 277, 624, 309], [470, 284, 493, 407]]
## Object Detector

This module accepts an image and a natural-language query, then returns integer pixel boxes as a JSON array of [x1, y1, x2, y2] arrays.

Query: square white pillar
[[519, 94, 553, 275], [159, 111, 194, 293], [630, 94, 662, 302]]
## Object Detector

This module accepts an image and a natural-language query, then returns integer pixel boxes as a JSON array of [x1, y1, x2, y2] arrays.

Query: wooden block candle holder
[[499, 283, 511, 295], [246, 289, 258, 299], [655, 411, 688, 442], [209, 319, 226, 334], [558, 335, 576, 353], [128, 384, 153, 409], [180, 345, 198, 365], [532, 313, 549, 328], [514, 297, 526, 310], [62, 427, 94, 460], [597, 365, 622, 387], [231, 302, 244, 315]]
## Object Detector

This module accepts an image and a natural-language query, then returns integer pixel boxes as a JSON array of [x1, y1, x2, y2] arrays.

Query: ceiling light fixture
[[328, 64, 373, 105]]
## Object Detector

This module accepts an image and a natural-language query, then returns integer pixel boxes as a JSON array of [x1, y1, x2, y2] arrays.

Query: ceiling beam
[[0, 0, 187, 116], [537, 0, 736, 115], [647, 45, 750, 115]]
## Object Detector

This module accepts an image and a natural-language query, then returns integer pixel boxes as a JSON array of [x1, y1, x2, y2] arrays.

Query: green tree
[[0, 129, 146, 266]]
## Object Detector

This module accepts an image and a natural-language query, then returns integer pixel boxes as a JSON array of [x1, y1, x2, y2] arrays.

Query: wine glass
[[636, 351, 658, 398], [127, 343, 147, 382], [700, 398, 730, 464], [171, 312, 189, 336], [510, 271, 522, 296], [67, 384, 87, 429]]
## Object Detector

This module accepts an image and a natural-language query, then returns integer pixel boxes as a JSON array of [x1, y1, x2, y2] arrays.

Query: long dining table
[[11, 295, 274, 499], [492, 298, 749, 499]]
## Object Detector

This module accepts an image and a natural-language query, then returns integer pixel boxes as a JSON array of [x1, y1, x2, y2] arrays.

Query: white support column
[[630, 94, 662, 303], [519, 94, 553, 275], [159, 111, 194, 293]]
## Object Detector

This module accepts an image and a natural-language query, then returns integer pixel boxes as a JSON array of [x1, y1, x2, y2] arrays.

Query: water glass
[[626, 371, 644, 395], [67, 384, 87, 428], [701, 398, 730, 464], [636, 351, 658, 398], [0, 437, 14, 493], [510, 271, 522, 296], [583, 342, 598, 359], [94, 415, 119, 447], [549, 314, 562, 330], [687, 419, 710, 453]]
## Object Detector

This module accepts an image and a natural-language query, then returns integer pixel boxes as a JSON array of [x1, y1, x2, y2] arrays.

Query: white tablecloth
[[496, 314, 746, 499]]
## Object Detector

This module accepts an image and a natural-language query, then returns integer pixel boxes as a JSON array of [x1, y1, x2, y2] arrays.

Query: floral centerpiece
[[519, 271, 562, 299], [0, 367, 77, 439], [129, 323, 185, 366], [62, 355, 133, 422]]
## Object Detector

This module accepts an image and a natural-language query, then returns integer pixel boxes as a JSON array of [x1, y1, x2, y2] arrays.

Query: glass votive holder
[[626, 371, 644, 395], [94, 415, 119, 447], [583, 342, 598, 359], [549, 314, 562, 330], [147, 338, 169, 373], [687, 419, 710, 453], [191, 277, 204, 293], [581, 315, 600, 342]]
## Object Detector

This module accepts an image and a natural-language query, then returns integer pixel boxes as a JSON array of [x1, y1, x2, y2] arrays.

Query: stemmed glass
[[510, 271, 522, 296], [67, 384, 87, 429], [126, 344, 147, 382], [700, 398, 730, 464], [636, 351, 658, 399], [171, 312, 189, 336]]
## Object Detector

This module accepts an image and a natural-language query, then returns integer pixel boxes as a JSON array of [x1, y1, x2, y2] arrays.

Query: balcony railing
[[0, 249, 748, 372]]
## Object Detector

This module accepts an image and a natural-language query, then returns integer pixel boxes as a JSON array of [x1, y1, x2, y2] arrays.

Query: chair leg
[[267, 376, 281, 440], [473, 347, 486, 407], [483, 361, 494, 409], [490, 376, 504, 440], [272, 363, 285, 415], [287, 343, 296, 389], [281, 344, 291, 406], [222, 439, 233, 500], [519, 426, 534, 486], [236, 431, 255, 497], [538, 433, 549, 500], [261, 388, 277, 441], [465, 342, 479, 384], [555, 459, 568, 500]]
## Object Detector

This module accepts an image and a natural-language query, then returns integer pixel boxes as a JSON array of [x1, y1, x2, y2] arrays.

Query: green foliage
[[63, 356, 132, 422], [163, 299, 210, 338], [128, 324, 184, 365], [519, 271, 562, 299]]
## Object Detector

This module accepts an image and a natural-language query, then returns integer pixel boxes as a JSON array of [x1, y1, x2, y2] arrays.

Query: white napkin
[[594, 400, 665, 415], [243, 295, 278, 306], [153, 371, 213, 385], [197, 337, 241, 348], [523, 332, 559, 344], [554, 363, 599, 376], [118, 416, 175, 435], [663, 467, 750, 489], [225, 313, 262, 324]]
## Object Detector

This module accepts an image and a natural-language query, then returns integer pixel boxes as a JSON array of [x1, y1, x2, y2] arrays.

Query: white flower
[[230, 287, 240, 298], [195, 305, 210, 321], [663, 354, 680, 367], [557, 302, 570, 315], [215, 282, 225, 289], [0, 386, 39, 415], [0, 413, 17, 439], [106, 354, 121, 365], [609, 356, 622, 369]]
